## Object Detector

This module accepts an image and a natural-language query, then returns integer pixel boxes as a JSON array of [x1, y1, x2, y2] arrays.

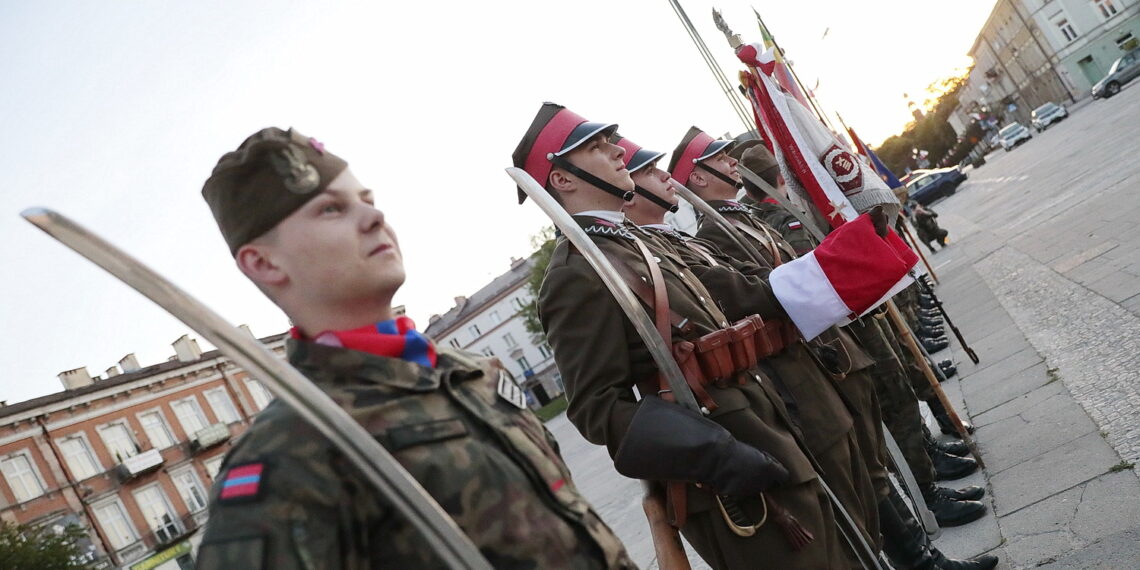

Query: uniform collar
[[576, 210, 626, 224], [286, 339, 485, 393]]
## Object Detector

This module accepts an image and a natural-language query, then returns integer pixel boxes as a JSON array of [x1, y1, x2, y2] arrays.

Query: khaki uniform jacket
[[196, 341, 635, 570], [539, 214, 849, 569], [640, 225, 880, 552]]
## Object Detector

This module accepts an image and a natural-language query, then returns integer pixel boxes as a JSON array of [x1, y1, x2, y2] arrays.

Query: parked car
[[905, 166, 967, 206], [1031, 102, 1068, 132], [1092, 48, 1140, 99], [998, 122, 1032, 151]]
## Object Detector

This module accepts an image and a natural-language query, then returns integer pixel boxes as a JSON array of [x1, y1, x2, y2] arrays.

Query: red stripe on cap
[[227, 464, 263, 479], [551, 478, 565, 492], [523, 109, 588, 188], [614, 137, 642, 168], [671, 131, 716, 185]]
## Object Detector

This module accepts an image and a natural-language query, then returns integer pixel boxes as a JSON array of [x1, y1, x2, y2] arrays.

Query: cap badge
[[309, 137, 326, 155], [270, 145, 320, 194]]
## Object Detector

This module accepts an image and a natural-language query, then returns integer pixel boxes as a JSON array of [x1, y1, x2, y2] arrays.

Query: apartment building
[[425, 255, 565, 407], [0, 329, 282, 569]]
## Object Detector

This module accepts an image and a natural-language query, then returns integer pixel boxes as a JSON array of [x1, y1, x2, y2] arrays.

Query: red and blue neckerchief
[[291, 315, 437, 368]]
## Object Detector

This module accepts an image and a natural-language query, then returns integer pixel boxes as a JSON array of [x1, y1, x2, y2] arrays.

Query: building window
[[516, 356, 532, 374], [170, 468, 208, 513], [98, 422, 138, 463], [132, 485, 180, 541], [1093, 0, 1119, 19], [0, 453, 45, 503], [92, 498, 138, 550], [204, 456, 226, 480], [448, 338, 461, 349], [1116, 33, 1136, 51], [489, 311, 502, 325], [481, 347, 495, 357], [204, 388, 241, 424], [245, 379, 274, 411], [503, 333, 518, 348], [58, 435, 101, 480], [1053, 14, 1079, 42], [467, 324, 481, 338], [511, 297, 526, 310], [538, 342, 553, 359], [138, 410, 175, 450], [171, 397, 209, 436]]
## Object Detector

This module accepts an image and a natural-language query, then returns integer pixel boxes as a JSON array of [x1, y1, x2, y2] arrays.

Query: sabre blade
[[20, 208, 491, 570]]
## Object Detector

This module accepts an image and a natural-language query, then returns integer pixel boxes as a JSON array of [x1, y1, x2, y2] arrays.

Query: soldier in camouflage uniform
[[669, 129, 997, 570], [195, 127, 635, 569]]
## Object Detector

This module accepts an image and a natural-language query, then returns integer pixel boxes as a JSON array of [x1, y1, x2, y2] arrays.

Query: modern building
[[425, 255, 565, 408], [0, 328, 282, 569], [954, 0, 1139, 131]]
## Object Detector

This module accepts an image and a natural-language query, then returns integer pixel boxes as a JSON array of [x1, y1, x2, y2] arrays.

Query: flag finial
[[712, 8, 743, 48]]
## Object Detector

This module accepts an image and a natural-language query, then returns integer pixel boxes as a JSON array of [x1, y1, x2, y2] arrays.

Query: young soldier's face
[[630, 164, 678, 205], [701, 150, 743, 191], [560, 134, 635, 194], [267, 168, 405, 307]]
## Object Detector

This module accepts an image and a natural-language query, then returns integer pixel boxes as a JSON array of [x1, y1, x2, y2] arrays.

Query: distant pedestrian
[[910, 201, 949, 252]]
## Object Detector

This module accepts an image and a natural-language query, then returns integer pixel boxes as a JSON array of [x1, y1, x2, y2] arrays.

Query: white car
[[998, 122, 1032, 151], [1031, 102, 1068, 132]]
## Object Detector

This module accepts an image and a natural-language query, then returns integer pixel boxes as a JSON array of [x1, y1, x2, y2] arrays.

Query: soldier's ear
[[548, 167, 576, 193], [236, 242, 288, 288], [689, 169, 707, 189]]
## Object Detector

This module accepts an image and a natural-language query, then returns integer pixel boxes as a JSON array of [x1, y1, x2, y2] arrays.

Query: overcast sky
[[0, 0, 995, 404]]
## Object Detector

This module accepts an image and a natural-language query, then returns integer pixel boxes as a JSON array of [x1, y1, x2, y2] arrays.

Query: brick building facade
[[0, 329, 282, 569]]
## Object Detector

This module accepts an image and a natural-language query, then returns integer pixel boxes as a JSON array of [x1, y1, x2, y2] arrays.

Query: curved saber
[[20, 208, 492, 570], [669, 180, 768, 267], [506, 168, 699, 412]]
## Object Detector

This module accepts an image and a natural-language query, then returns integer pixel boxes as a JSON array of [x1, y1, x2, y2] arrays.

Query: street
[[547, 82, 1140, 569]]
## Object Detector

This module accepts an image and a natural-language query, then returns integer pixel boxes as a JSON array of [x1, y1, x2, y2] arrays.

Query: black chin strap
[[697, 161, 744, 190], [634, 185, 680, 213], [552, 157, 635, 202]]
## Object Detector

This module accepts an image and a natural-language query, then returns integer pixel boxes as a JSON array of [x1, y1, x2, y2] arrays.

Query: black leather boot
[[921, 484, 986, 527], [929, 398, 976, 438], [938, 360, 957, 379], [924, 424, 969, 456], [922, 338, 950, 353], [931, 447, 979, 480], [919, 324, 946, 337], [933, 484, 985, 501], [880, 487, 996, 569], [931, 548, 999, 570], [919, 316, 944, 328]]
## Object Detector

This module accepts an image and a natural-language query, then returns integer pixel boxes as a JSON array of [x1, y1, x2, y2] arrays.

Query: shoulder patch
[[219, 462, 265, 502], [497, 370, 529, 409]]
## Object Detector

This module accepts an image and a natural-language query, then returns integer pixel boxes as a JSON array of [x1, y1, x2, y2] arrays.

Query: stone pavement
[[547, 86, 1140, 569]]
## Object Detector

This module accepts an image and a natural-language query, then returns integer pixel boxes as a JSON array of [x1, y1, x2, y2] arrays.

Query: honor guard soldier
[[669, 128, 997, 570], [195, 127, 635, 569], [616, 135, 882, 561], [514, 103, 855, 569]]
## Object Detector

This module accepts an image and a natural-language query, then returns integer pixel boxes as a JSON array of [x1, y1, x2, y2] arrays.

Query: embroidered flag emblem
[[497, 371, 528, 410], [788, 221, 803, 229], [219, 463, 264, 501]]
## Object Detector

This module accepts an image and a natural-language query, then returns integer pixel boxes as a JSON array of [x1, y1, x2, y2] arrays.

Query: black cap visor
[[696, 139, 735, 163], [552, 122, 619, 158], [627, 149, 667, 173]]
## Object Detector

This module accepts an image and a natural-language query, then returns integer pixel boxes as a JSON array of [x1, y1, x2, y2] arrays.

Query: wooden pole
[[885, 301, 984, 468]]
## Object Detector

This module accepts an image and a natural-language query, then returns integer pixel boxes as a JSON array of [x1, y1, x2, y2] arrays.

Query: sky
[[0, 0, 996, 404]]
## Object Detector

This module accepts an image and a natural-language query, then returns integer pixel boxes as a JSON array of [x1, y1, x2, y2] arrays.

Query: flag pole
[[665, 0, 755, 134], [751, 8, 841, 135]]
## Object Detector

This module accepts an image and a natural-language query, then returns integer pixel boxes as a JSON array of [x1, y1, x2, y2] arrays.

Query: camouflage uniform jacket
[[196, 340, 636, 570]]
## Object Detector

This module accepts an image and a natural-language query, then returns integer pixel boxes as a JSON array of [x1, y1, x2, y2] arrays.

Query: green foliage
[[518, 226, 557, 339], [533, 394, 569, 422], [0, 521, 93, 570], [876, 70, 971, 174]]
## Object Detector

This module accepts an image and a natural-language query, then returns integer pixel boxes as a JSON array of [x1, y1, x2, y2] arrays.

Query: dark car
[[905, 166, 967, 206], [1092, 48, 1140, 99]]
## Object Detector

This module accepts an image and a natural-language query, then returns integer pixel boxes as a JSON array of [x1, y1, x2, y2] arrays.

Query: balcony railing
[[115, 449, 164, 481], [190, 423, 230, 453]]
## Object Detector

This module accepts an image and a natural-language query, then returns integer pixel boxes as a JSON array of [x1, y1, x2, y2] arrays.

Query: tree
[[875, 69, 971, 174], [0, 521, 93, 570], [518, 226, 557, 339]]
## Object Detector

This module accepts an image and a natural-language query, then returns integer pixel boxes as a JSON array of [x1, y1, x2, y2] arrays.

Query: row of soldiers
[[190, 103, 997, 568]]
